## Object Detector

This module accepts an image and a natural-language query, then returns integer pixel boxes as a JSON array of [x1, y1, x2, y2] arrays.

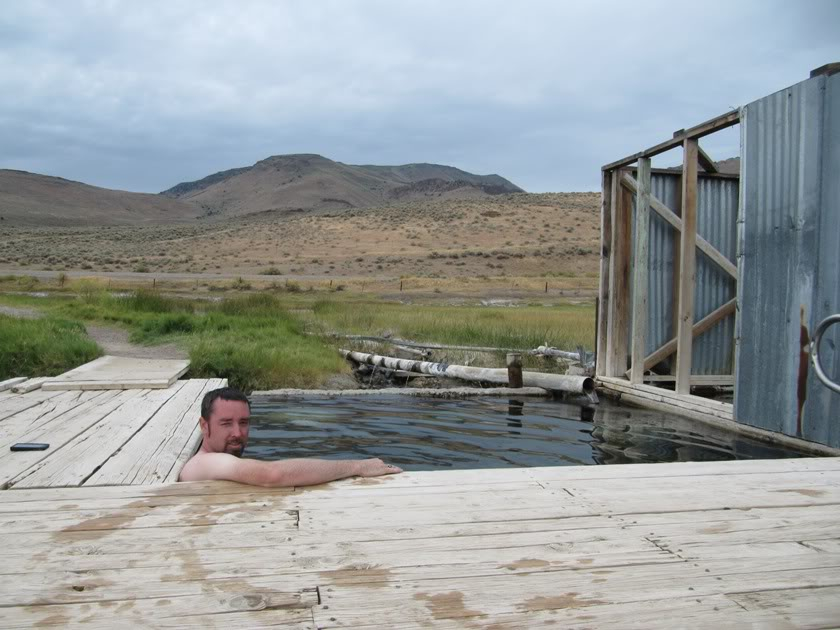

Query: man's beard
[[225, 442, 245, 457]]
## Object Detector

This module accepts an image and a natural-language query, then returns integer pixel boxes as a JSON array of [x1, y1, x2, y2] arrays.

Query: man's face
[[201, 398, 250, 456]]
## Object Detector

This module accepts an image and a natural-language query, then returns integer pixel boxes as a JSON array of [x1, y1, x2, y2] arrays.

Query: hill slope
[[0, 170, 199, 226], [161, 154, 524, 218]]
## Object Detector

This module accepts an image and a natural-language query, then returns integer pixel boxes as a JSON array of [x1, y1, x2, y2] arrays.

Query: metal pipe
[[810, 314, 840, 395]]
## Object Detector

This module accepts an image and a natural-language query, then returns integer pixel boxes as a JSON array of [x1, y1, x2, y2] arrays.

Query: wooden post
[[545, 281, 548, 293], [671, 170, 683, 376], [676, 139, 698, 395], [630, 158, 651, 384], [152, 278, 156, 289], [596, 170, 613, 377], [607, 171, 632, 377], [400, 280, 403, 292], [506, 353, 523, 388]]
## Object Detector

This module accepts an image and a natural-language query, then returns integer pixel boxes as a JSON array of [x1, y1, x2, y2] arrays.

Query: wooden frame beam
[[606, 170, 632, 377], [625, 297, 736, 377], [595, 170, 613, 377], [602, 110, 739, 172], [630, 158, 651, 384], [675, 139, 699, 395], [621, 174, 737, 279], [697, 146, 719, 173]]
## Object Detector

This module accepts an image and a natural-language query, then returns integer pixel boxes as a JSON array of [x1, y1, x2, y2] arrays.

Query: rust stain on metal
[[797, 306, 810, 437]]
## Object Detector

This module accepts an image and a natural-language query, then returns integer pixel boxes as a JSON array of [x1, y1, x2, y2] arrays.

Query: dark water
[[245, 396, 806, 470]]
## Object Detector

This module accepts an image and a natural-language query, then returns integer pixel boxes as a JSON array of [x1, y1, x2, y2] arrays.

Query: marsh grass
[[0, 314, 102, 379], [47, 290, 344, 390], [0, 289, 594, 389], [307, 299, 595, 350]]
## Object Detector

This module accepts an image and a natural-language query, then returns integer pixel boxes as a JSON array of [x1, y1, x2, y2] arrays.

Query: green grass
[[0, 315, 102, 379], [8, 291, 345, 391], [0, 289, 595, 390], [306, 299, 595, 350]]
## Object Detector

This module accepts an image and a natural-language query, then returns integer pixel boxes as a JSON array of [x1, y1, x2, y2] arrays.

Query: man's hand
[[354, 458, 403, 477]]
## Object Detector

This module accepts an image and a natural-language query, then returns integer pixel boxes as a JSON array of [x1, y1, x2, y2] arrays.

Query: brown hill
[[0, 170, 199, 226], [0, 193, 600, 280], [161, 154, 524, 218]]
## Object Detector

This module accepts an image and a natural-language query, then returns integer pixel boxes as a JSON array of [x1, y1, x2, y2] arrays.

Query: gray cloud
[[1, 0, 838, 193]]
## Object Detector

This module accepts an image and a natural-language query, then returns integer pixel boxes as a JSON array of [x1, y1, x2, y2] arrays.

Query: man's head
[[199, 387, 251, 456]]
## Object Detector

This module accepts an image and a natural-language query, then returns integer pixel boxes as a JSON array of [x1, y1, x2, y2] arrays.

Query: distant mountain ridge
[[0, 169, 198, 226], [161, 154, 524, 218], [0, 155, 524, 226]]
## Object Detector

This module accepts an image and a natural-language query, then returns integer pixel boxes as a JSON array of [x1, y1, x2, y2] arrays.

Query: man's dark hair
[[201, 387, 250, 421]]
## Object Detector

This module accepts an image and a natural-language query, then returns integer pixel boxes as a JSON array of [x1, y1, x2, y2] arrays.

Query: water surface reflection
[[246, 396, 805, 470]]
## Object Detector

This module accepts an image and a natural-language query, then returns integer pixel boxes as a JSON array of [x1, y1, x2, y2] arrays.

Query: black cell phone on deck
[[10, 443, 49, 451]]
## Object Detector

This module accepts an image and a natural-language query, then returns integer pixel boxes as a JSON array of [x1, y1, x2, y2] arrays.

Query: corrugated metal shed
[[630, 173, 738, 374], [735, 71, 840, 449]]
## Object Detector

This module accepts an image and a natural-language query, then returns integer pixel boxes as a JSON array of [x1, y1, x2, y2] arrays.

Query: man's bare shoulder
[[179, 451, 241, 482]]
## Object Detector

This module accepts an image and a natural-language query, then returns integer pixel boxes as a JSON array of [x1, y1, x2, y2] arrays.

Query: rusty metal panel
[[735, 72, 840, 449]]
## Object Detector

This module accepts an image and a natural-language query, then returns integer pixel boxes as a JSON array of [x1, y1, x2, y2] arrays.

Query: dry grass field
[[0, 193, 600, 285]]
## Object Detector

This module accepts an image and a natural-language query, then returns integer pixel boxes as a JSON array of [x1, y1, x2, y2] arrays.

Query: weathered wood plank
[[602, 109, 739, 172], [0, 388, 66, 423], [596, 169, 613, 377], [41, 355, 190, 391], [85, 378, 225, 486], [676, 138, 699, 395], [315, 564, 840, 626], [9, 387, 184, 488], [606, 170, 632, 377], [0, 458, 838, 627], [630, 157, 651, 384], [625, 298, 737, 376], [10, 377, 52, 393], [0, 377, 27, 392], [0, 390, 138, 489]]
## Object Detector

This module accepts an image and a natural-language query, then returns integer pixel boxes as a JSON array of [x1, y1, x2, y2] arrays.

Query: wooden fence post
[[506, 353, 523, 388]]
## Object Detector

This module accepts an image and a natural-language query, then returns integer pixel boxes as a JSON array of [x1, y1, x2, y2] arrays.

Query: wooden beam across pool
[[1, 457, 838, 627]]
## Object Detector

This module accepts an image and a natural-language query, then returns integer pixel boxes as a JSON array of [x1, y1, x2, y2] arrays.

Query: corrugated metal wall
[[735, 72, 840, 449], [630, 173, 738, 374]]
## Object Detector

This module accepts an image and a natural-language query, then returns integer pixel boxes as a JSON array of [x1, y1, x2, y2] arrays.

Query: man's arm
[[179, 453, 402, 486]]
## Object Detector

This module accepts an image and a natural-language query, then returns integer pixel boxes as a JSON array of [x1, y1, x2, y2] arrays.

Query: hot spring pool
[[244, 396, 805, 470]]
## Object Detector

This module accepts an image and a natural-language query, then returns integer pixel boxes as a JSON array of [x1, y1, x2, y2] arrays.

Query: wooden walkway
[[0, 378, 224, 489], [1, 456, 838, 628]]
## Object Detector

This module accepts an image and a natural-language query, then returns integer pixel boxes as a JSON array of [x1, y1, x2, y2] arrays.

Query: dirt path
[[0, 305, 42, 319], [83, 325, 188, 360], [1, 304, 187, 360]]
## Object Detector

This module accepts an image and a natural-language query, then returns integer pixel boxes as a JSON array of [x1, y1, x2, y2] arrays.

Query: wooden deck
[[1, 456, 838, 628], [0, 378, 224, 489]]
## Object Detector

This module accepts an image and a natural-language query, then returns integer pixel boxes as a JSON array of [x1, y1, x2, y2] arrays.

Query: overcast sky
[[1, 1, 838, 193]]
